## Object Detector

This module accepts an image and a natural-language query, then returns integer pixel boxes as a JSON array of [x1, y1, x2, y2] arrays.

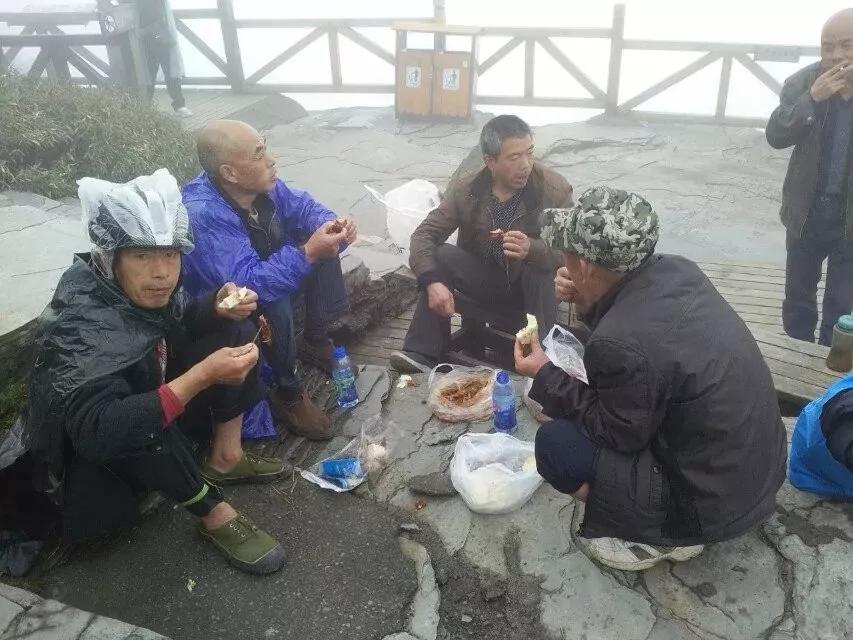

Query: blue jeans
[[259, 257, 350, 397], [534, 419, 599, 495]]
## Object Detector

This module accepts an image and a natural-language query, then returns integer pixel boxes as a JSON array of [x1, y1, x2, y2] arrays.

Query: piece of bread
[[516, 314, 538, 356], [218, 286, 249, 309]]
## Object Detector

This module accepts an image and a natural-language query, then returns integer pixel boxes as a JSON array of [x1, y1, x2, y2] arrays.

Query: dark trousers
[[783, 194, 853, 346], [403, 244, 558, 360], [144, 41, 185, 110], [260, 257, 350, 396], [534, 419, 599, 495], [105, 320, 260, 521]]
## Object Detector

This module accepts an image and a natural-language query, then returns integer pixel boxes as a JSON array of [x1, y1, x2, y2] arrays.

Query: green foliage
[[0, 380, 27, 433], [0, 75, 198, 199]]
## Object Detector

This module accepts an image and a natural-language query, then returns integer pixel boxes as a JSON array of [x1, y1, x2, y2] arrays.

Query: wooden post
[[606, 3, 626, 114], [217, 0, 244, 92], [433, 0, 446, 52], [328, 28, 342, 88], [716, 55, 732, 120], [524, 38, 535, 99]]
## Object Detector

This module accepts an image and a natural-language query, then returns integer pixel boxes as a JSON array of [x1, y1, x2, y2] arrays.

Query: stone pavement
[[289, 367, 851, 640], [0, 581, 166, 639], [266, 107, 792, 265]]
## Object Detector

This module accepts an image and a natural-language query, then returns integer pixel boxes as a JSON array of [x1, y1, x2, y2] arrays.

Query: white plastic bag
[[300, 415, 403, 492], [428, 364, 495, 423], [542, 325, 588, 384], [450, 433, 542, 514], [364, 180, 457, 256]]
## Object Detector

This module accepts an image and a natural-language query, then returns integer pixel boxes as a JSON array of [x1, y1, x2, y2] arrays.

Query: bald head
[[824, 8, 853, 37], [197, 119, 260, 177], [197, 120, 277, 196]]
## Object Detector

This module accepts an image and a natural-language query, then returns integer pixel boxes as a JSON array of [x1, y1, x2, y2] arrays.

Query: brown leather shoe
[[297, 336, 334, 373], [269, 390, 332, 441]]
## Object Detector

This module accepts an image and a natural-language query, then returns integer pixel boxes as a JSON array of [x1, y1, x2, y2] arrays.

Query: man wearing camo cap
[[516, 186, 787, 572]]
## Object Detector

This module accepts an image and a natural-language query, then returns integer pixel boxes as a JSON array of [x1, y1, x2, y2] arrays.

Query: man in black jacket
[[515, 187, 787, 571], [25, 170, 286, 574], [766, 9, 853, 345]]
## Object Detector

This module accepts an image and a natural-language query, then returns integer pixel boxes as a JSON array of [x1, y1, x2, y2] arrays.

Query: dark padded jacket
[[766, 62, 853, 241], [530, 255, 787, 546]]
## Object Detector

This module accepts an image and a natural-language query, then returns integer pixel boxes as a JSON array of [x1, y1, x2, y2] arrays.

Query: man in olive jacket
[[766, 9, 853, 346], [391, 115, 573, 372], [515, 188, 787, 572]]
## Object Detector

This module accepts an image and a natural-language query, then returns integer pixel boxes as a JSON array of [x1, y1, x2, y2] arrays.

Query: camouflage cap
[[540, 186, 659, 273]]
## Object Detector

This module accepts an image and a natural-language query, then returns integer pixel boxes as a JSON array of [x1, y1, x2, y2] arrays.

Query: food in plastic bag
[[522, 377, 550, 423], [542, 325, 588, 384], [428, 365, 495, 423], [300, 416, 403, 492], [364, 180, 457, 256], [515, 314, 538, 356], [450, 433, 543, 514]]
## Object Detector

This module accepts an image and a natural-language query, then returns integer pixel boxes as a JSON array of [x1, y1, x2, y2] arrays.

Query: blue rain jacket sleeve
[[180, 173, 335, 303], [789, 375, 853, 499]]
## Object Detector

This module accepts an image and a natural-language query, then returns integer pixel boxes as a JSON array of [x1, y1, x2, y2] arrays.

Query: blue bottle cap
[[839, 315, 853, 331], [496, 370, 510, 384], [333, 345, 347, 359]]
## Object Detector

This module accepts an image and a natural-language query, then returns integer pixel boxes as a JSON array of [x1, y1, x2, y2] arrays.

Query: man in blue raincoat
[[182, 120, 357, 441]]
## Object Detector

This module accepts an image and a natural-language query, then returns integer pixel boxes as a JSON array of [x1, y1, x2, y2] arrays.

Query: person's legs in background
[[783, 210, 832, 343], [821, 235, 853, 346], [260, 295, 332, 440], [299, 257, 350, 372]]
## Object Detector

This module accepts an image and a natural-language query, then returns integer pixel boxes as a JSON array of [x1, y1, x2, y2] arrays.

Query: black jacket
[[530, 255, 787, 546], [24, 255, 218, 501], [766, 62, 853, 241]]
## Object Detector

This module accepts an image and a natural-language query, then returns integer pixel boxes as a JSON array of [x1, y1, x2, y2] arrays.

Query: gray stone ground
[[2, 108, 849, 640], [318, 369, 852, 640]]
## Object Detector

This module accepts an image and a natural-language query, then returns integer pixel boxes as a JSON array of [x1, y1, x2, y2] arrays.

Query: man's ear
[[219, 163, 237, 185], [483, 154, 497, 172]]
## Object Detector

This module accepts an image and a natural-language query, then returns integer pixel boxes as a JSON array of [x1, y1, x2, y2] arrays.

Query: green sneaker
[[199, 512, 286, 575], [200, 451, 287, 485]]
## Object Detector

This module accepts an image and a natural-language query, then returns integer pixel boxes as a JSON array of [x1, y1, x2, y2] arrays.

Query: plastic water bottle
[[493, 370, 517, 434], [332, 346, 359, 409]]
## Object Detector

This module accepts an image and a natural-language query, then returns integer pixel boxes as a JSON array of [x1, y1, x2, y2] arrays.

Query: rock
[[481, 580, 506, 602], [408, 472, 458, 497], [399, 538, 441, 640], [400, 523, 421, 533], [460, 614, 473, 623], [381, 634, 419, 640]]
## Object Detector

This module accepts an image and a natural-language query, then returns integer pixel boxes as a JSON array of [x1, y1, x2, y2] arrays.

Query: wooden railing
[[0, 1, 822, 127]]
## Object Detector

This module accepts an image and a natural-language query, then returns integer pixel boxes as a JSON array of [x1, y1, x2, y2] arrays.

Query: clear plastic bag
[[0, 416, 27, 472], [522, 377, 551, 423], [450, 433, 543, 514], [542, 325, 588, 384], [427, 364, 495, 423], [300, 415, 404, 492], [364, 180, 457, 256]]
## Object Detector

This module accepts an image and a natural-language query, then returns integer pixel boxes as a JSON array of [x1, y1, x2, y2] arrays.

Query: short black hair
[[480, 115, 532, 158]]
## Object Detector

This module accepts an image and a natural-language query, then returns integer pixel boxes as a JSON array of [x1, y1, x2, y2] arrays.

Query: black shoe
[[389, 350, 436, 374]]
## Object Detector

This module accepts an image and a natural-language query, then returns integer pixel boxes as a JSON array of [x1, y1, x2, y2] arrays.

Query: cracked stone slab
[[0, 598, 23, 636], [1, 599, 93, 639], [399, 538, 440, 640], [643, 530, 786, 639], [0, 200, 90, 336]]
